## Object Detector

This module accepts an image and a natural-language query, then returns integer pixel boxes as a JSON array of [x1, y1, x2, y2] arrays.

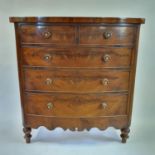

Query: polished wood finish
[[25, 115, 128, 131], [25, 93, 128, 117], [22, 47, 132, 68], [121, 127, 130, 143], [10, 17, 144, 143], [24, 69, 129, 93], [10, 17, 145, 24], [79, 26, 136, 45], [23, 127, 31, 143], [20, 25, 76, 44]]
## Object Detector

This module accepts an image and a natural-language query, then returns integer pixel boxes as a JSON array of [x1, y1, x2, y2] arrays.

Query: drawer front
[[24, 69, 129, 93], [20, 25, 76, 44], [22, 47, 132, 68], [25, 93, 128, 117], [79, 26, 136, 45]]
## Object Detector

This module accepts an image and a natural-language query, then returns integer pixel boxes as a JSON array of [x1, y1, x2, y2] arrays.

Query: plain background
[[0, 0, 155, 155]]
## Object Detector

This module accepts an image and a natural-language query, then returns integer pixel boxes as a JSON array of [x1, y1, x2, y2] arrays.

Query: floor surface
[[0, 117, 154, 155]]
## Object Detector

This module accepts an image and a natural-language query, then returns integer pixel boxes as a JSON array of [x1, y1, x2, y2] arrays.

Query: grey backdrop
[[0, 0, 155, 155]]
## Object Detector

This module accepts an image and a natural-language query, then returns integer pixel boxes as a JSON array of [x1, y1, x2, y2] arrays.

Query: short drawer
[[19, 25, 76, 44], [25, 93, 128, 117], [79, 26, 136, 45], [24, 69, 129, 93], [22, 47, 132, 68]]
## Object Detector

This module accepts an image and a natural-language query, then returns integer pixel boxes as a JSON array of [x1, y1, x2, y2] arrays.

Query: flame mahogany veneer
[[10, 17, 145, 143]]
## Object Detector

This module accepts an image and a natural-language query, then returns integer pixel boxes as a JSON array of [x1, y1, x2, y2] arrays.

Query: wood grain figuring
[[20, 25, 76, 44], [22, 47, 132, 68], [9, 17, 145, 24], [24, 69, 129, 93], [25, 93, 128, 117], [79, 26, 136, 45], [25, 115, 129, 131], [10, 17, 145, 143]]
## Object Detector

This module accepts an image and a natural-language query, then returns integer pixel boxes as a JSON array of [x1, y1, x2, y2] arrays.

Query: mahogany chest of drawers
[[10, 17, 145, 143]]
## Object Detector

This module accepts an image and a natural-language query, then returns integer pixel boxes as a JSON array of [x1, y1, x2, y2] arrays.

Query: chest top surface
[[9, 16, 145, 24]]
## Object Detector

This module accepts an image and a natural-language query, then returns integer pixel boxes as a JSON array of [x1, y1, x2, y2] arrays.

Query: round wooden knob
[[102, 54, 111, 62], [103, 32, 112, 39], [101, 102, 107, 109], [45, 78, 53, 85], [44, 54, 52, 61], [47, 102, 53, 109], [42, 31, 52, 39], [101, 78, 109, 85]]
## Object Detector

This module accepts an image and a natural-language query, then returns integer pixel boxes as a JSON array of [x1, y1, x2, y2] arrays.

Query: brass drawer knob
[[47, 102, 53, 109], [45, 78, 53, 85], [42, 31, 52, 39], [44, 54, 52, 61], [103, 32, 112, 39], [101, 102, 107, 109], [102, 54, 111, 62], [101, 78, 109, 85]]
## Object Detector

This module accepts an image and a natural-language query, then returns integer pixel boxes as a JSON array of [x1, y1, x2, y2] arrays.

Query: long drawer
[[24, 69, 129, 93], [25, 93, 128, 117], [22, 47, 132, 68]]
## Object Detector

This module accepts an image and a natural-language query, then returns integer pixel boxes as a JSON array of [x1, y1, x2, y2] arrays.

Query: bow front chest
[[10, 17, 145, 143]]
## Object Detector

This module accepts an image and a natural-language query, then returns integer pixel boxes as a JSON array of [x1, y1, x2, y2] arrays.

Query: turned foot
[[23, 127, 32, 143], [120, 128, 130, 143]]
